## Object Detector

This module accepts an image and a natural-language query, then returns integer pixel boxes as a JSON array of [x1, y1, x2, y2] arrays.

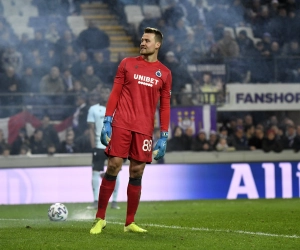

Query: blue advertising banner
[[1, 162, 299, 204]]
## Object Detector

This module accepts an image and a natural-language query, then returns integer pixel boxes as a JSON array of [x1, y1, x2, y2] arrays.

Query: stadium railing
[[0, 91, 226, 120]]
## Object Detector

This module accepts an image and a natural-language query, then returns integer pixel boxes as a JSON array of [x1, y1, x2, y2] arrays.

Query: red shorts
[[105, 126, 153, 163]]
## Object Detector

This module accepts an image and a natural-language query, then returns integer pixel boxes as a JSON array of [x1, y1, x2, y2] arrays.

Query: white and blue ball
[[48, 203, 68, 221]]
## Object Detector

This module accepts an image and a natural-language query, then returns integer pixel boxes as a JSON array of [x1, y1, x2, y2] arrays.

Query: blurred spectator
[[264, 115, 279, 130], [33, 0, 60, 16], [0, 66, 22, 115], [172, 18, 189, 45], [269, 7, 287, 46], [72, 93, 89, 138], [179, 84, 194, 106], [20, 144, 30, 155], [47, 143, 56, 156], [262, 32, 272, 51], [45, 23, 61, 44], [29, 128, 47, 154], [228, 0, 245, 26], [0, 31, 17, 50], [219, 125, 229, 139], [192, 20, 206, 43], [98, 84, 111, 105], [208, 130, 218, 150], [92, 51, 113, 84], [27, 50, 49, 79], [226, 117, 237, 137], [216, 137, 235, 152], [162, 0, 185, 28], [248, 127, 264, 150], [207, 3, 230, 28], [228, 127, 249, 151], [59, 133, 79, 153], [196, 71, 222, 104], [66, 79, 88, 105], [71, 50, 90, 78], [269, 0, 279, 17], [62, 45, 78, 70], [286, 10, 300, 42], [293, 125, 300, 153], [163, 51, 193, 104], [252, 5, 272, 38], [47, 46, 61, 68], [236, 117, 244, 129], [217, 30, 240, 58], [61, 0, 81, 16], [244, 114, 254, 127], [283, 40, 300, 57], [262, 129, 283, 153], [204, 43, 223, 64], [155, 18, 174, 39], [18, 33, 32, 62], [244, 124, 255, 140], [159, 33, 177, 60], [74, 128, 92, 153], [191, 129, 210, 151], [270, 124, 283, 140], [39, 115, 60, 150], [249, 41, 272, 83], [138, 12, 158, 37], [2, 144, 10, 156], [40, 66, 65, 94], [56, 29, 78, 55], [188, 0, 209, 26], [62, 68, 76, 92], [0, 128, 7, 154], [183, 127, 194, 150], [30, 30, 49, 57], [281, 124, 296, 150], [1, 46, 23, 74], [77, 20, 110, 57], [166, 126, 190, 152], [21, 67, 40, 93], [212, 20, 225, 42], [236, 30, 255, 57], [80, 65, 102, 92], [10, 128, 30, 155]]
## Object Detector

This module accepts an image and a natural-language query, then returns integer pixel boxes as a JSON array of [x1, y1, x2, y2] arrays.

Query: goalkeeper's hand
[[100, 116, 112, 146], [153, 131, 168, 160]]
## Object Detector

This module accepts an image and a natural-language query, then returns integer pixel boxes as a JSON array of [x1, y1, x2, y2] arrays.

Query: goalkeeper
[[90, 27, 172, 234]]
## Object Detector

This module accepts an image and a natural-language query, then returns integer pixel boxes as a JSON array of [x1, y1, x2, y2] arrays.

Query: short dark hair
[[144, 27, 163, 44]]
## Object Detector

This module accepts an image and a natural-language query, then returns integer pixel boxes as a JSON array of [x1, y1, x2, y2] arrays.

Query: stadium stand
[[0, 0, 300, 156]]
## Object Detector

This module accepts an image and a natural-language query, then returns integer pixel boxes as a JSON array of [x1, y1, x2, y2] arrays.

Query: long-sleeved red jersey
[[105, 56, 172, 136]]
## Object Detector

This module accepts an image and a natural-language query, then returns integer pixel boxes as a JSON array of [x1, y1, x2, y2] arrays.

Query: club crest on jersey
[[156, 70, 162, 77]]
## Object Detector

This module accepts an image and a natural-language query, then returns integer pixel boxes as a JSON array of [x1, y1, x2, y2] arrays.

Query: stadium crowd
[[0, 0, 300, 156], [1, 112, 300, 156]]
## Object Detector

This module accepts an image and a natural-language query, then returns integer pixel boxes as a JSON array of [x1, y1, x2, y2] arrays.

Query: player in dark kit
[[90, 27, 172, 234]]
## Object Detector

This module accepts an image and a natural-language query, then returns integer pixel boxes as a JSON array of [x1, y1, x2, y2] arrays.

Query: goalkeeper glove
[[153, 131, 168, 160], [100, 116, 112, 146]]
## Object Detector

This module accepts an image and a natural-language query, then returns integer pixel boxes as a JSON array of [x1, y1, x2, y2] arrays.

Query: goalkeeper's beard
[[140, 48, 155, 56]]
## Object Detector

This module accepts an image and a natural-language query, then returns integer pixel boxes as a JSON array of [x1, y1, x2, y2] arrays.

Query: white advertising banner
[[218, 84, 300, 111]]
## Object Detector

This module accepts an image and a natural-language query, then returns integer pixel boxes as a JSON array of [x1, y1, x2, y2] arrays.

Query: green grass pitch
[[1, 199, 300, 250]]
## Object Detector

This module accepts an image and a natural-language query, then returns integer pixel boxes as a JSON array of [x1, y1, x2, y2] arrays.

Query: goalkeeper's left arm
[[153, 73, 172, 160]]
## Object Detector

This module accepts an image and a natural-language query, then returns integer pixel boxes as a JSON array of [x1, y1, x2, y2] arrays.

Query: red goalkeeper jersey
[[106, 56, 172, 136]]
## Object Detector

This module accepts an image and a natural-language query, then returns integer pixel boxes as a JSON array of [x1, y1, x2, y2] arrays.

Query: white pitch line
[[108, 221, 300, 239], [1, 218, 299, 239]]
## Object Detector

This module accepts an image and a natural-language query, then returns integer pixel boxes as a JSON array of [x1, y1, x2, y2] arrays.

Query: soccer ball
[[48, 203, 68, 222]]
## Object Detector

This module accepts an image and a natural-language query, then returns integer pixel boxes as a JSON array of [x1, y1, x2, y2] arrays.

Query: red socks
[[96, 177, 116, 219], [125, 183, 141, 226]]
